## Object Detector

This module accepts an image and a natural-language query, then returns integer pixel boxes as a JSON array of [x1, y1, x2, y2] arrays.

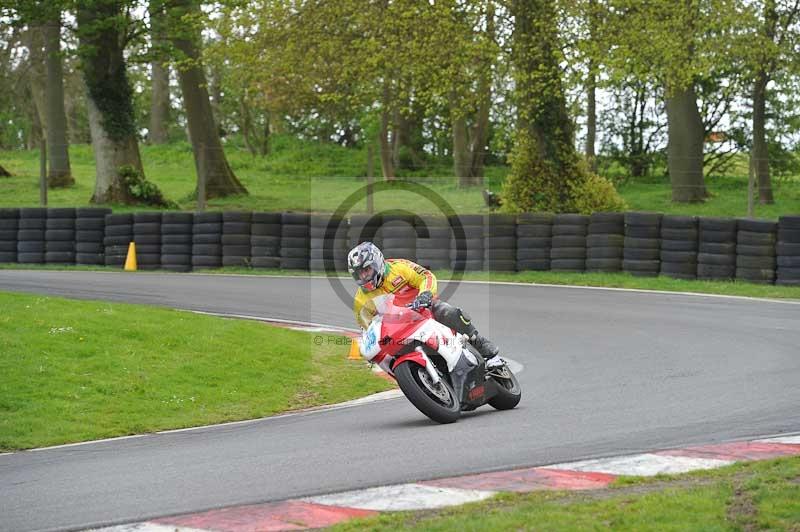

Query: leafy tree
[[76, 0, 167, 205], [165, 0, 248, 198]]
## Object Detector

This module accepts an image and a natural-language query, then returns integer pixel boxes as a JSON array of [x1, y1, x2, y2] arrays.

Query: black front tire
[[394, 361, 461, 424], [488, 367, 522, 410]]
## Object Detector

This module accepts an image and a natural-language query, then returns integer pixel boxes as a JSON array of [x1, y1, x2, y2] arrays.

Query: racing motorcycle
[[359, 294, 521, 424]]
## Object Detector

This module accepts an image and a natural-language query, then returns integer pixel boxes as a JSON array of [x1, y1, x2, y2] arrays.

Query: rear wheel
[[394, 361, 461, 424], [488, 365, 522, 410]]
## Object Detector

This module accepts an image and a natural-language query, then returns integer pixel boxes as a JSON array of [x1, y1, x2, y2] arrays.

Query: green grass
[[5, 264, 797, 300], [0, 290, 392, 451], [2, 138, 799, 217], [332, 456, 800, 531]]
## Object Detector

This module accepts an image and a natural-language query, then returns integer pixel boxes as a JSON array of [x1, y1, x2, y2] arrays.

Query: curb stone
[[89, 434, 800, 531]]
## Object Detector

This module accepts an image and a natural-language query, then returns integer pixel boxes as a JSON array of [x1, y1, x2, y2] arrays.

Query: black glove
[[409, 290, 433, 310]]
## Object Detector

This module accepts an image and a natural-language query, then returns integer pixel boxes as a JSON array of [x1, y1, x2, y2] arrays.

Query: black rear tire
[[487, 367, 522, 410], [394, 361, 461, 424]]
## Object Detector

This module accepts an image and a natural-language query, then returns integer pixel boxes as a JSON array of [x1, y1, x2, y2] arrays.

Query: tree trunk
[[148, 65, 170, 144], [149, 61, 170, 142], [751, 70, 773, 204], [260, 112, 270, 156], [665, 84, 707, 202], [149, 0, 170, 144], [78, 0, 162, 205], [169, 0, 247, 198], [44, 15, 73, 187], [86, 95, 139, 204], [453, 114, 471, 187], [585, 66, 597, 171], [378, 82, 395, 180], [26, 27, 47, 143], [467, 88, 489, 186]]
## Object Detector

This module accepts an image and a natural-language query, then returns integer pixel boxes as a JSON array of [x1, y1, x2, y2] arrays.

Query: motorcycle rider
[[347, 241, 505, 368]]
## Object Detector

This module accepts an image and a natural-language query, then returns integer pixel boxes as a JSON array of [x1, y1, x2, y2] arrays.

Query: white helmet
[[347, 242, 385, 291]]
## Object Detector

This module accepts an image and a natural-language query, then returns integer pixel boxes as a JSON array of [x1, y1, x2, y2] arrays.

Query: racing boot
[[470, 333, 505, 369]]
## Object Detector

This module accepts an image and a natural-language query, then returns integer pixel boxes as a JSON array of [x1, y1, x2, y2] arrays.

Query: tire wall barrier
[[310, 214, 348, 273], [252, 212, 281, 269], [777, 215, 800, 286], [161, 212, 193, 272], [193, 211, 222, 269], [76, 208, 111, 265], [0, 209, 798, 286], [450, 214, 483, 271], [660, 215, 698, 280], [133, 212, 161, 270], [223, 211, 252, 267], [623, 212, 661, 277], [516, 213, 553, 271], [586, 212, 624, 273], [484, 214, 516, 271], [551, 213, 588, 272], [18, 208, 47, 264], [280, 212, 309, 270], [415, 215, 451, 271], [0, 208, 19, 264]]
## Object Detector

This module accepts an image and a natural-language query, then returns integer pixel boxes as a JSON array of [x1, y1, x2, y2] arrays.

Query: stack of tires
[[586, 212, 624, 272], [76, 208, 111, 265], [280, 213, 310, 270], [348, 214, 381, 249], [192, 212, 223, 270], [0, 209, 18, 263], [515, 213, 553, 271], [251, 212, 282, 269], [623, 212, 662, 276], [17, 208, 47, 265], [697, 217, 737, 280], [415, 216, 451, 271], [104, 213, 134, 267], [310, 214, 348, 273], [378, 214, 417, 262], [551, 214, 588, 272], [659, 216, 699, 279], [776, 215, 800, 286], [450, 214, 483, 271], [483, 214, 516, 271], [735, 219, 778, 284], [222, 212, 252, 267], [161, 213, 193, 272], [133, 212, 162, 270], [45, 208, 76, 264]]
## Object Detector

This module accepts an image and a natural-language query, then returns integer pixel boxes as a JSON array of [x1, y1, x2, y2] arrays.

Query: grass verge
[[2, 139, 799, 218], [3, 263, 798, 301], [332, 456, 800, 531], [0, 290, 392, 451]]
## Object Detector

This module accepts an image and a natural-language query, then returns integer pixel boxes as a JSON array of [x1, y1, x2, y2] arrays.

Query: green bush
[[502, 130, 625, 214], [571, 168, 628, 214]]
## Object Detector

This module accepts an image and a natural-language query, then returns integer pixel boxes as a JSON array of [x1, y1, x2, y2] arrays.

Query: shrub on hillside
[[571, 170, 628, 214], [502, 130, 625, 214]]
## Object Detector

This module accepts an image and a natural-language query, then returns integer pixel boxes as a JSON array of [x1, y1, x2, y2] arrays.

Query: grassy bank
[[0, 290, 392, 451], [4, 264, 798, 300], [2, 139, 799, 218], [334, 456, 800, 531]]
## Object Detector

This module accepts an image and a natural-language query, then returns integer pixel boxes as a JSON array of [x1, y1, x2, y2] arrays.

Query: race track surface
[[1, 271, 799, 532]]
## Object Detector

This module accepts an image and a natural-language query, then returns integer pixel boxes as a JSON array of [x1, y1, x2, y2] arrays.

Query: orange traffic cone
[[124, 242, 138, 271], [348, 338, 361, 360]]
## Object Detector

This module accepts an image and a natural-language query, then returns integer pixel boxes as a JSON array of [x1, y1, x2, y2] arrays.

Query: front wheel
[[488, 365, 522, 410], [394, 361, 461, 424]]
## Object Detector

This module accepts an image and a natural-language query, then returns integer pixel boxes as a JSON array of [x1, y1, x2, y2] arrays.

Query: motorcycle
[[359, 294, 521, 424]]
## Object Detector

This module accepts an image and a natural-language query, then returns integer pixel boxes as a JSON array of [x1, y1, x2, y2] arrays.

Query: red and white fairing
[[359, 294, 476, 381]]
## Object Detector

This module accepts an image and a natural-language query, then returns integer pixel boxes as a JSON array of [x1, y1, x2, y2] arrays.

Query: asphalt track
[[1, 270, 799, 532]]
